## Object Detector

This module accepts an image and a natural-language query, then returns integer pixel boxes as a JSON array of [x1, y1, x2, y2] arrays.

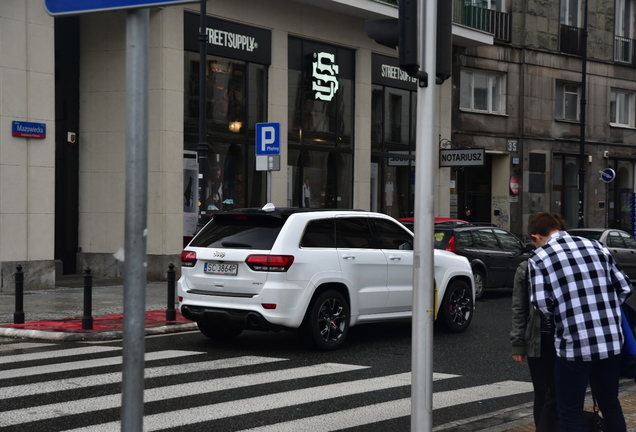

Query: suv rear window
[[189, 214, 285, 249]]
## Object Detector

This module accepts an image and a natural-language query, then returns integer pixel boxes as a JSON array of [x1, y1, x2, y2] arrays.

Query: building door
[[607, 159, 634, 230], [54, 17, 80, 275], [457, 155, 492, 223]]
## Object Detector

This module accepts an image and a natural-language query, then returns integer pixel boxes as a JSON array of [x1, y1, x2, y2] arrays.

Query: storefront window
[[287, 37, 354, 208], [608, 159, 634, 230], [370, 54, 417, 218], [552, 154, 580, 228]]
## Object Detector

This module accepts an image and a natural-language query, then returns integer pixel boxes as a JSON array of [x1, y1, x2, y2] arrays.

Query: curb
[[0, 322, 198, 341]]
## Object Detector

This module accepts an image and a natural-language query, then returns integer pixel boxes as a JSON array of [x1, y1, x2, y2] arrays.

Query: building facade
[[6, 0, 632, 289]]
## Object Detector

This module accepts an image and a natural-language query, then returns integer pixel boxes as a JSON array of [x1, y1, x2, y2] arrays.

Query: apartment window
[[555, 81, 580, 121], [615, 0, 635, 63], [610, 89, 635, 127], [460, 69, 506, 114], [560, 0, 582, 26]]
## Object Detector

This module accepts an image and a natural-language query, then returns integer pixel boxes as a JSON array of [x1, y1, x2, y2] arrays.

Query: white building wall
[[0, 0, 55, 289]]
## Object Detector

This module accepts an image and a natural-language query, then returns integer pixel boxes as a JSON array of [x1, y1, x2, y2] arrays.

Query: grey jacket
[[510, 260, 543, 358]]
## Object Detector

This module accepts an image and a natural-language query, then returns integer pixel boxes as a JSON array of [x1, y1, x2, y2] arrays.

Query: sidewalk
[[0, 277, 197, 341], [1, 278, 636, 431]]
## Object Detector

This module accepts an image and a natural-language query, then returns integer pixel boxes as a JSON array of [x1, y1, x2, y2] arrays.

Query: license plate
[[204, 262, 238, 275]]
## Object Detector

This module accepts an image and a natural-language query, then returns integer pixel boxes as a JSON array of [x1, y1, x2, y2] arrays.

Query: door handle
[[389, 255, 401, 261], [342, 254, 355, 260]]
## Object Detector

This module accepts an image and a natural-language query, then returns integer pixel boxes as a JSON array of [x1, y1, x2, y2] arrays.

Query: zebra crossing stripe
[[0, 350, 200, 380], [63, 372, 412, 432], [235, 380, 534, 431], [0, 342, 57, 352], [2, 363, 370, 427], [1, 356, 287, 399], [0, 346, 119, 365]]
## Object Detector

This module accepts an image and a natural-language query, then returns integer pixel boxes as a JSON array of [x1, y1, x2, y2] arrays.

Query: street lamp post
[[197, 0, 208, 231], [578, 0, 588, 228]]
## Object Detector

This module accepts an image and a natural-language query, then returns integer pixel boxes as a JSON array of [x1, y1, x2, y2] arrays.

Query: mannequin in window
[[302, 176, 311, 208], [211, 168, 223, 210], [385, 172, 395, 216]]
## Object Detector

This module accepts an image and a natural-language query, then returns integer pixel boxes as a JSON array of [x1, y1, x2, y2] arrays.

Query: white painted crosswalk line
[[0, 350, 200, 380], [0, 342, 58, 352], [236, 380, 534, 432], [64, 372, 412, 432], [0, 356, 287, 399], [2, 363, 369, 427], [0, 345, 120, 364]]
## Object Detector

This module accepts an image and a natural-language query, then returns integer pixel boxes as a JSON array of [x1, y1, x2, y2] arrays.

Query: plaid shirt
[[529, 231, 632, 361]]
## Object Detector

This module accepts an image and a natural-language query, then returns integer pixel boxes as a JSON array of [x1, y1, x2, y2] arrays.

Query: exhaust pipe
[[246, 312, 262, 328], [180, 306, 192, 320]]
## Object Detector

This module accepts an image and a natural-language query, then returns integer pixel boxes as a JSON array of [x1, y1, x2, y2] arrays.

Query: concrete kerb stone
[[0, 322, 198, 342]]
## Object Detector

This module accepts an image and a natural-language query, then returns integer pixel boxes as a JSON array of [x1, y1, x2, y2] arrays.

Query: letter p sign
[[256, 123, 280, 156]]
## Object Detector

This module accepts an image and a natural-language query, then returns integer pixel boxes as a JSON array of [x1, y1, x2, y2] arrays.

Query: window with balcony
[[561, 0, 582, 26], [560, 0, 583, 55], [615, 0, 636, 63], [555, 81, 580, 121], [460, 69, 506, 114], [610, 89, 635, 127]]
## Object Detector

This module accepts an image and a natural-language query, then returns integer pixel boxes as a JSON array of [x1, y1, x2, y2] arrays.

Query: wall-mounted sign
[[439, 148, 485, 167], [510, 176, 519, 194], [312, 52, 339, 101], [600, 168, 616, 183], [45, 0, 196, 16], [372, 54, 418, 91], [12, 121, 46, 139]]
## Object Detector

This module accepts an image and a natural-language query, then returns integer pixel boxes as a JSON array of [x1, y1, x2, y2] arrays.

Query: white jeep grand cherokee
[[178, 204, 475, 350]]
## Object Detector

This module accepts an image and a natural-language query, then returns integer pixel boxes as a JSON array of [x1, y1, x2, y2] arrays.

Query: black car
[[568, 228, 636, 284], [434, 225, 532, 299]]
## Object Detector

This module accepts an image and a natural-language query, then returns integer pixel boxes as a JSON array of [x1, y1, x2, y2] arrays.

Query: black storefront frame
[[370, 54, 417, 219], [287, 37, 355, 209], [183, 13, 271, 222]]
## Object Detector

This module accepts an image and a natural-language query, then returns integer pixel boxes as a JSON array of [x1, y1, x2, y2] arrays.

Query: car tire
[[472, 268, 485, 300], [197, 321, 243, 341], [301, 289, 349, 351], [439, 280, 473, 333]]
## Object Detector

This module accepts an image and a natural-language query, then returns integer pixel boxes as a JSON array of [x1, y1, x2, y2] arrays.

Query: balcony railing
[[452, 0, 511, 42], [559, 24, 582, 56], [615, 35, 636, 65]]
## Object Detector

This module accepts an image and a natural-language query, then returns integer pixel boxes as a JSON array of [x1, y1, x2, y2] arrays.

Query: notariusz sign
[[439, 148, 485, 167], [12, 121, 46, 139]]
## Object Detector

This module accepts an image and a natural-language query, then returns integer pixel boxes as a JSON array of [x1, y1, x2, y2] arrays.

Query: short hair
[[528, 212, 568, 236]]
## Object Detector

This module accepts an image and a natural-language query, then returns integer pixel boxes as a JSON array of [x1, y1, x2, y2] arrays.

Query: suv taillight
[[246, 255, 294, 272], [181, 250, 197, 267], [446, 235, 457, 253]]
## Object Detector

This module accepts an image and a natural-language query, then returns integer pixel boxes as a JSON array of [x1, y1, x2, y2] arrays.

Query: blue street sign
[[600, 168, 616, 183], [45, 0, 197, 16], [256, 123, 281, 156]]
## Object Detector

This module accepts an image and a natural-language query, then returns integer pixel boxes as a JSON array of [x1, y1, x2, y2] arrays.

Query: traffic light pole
[[411, 0, 437, 430]]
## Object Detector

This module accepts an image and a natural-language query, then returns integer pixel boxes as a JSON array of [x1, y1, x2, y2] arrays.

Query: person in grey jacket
[[511, 259, 556, 427]]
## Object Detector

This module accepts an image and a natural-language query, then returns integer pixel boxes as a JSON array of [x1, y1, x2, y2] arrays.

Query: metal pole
[[578, 0, 588, 228], [121, 7, 149, 432], [196, 0, 208, 230], [411, 0, 436, 430], [166, 264, 176, 321], [13, 265, 24, 324], [82, 267, 93, 330]]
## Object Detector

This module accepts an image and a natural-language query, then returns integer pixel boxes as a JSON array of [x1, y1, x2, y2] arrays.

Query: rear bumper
[[180, 304, 286, 332]]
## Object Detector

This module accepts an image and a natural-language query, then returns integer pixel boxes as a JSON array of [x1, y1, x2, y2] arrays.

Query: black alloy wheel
[[301, 289, 350, 351], [472, 268, 485, 300], [440, 280, 473, 333]]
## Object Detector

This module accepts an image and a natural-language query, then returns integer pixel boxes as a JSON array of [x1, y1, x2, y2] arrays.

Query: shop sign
[[45, 0, 196, 15], [510, 176, 519, 194], [632, 193, 636, 239], [387, 151, 413, 166], [439, 149, 485, 167], [312, 52, 339, 101], [12, 121, 46, 139], [184, 13, 271, 65], [372, 54, 418, 91]]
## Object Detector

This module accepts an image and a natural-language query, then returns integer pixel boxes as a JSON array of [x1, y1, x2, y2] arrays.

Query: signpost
[[44, 2, 195, 431], [44, 0, 196, 15], [256, 123, 281, 202]]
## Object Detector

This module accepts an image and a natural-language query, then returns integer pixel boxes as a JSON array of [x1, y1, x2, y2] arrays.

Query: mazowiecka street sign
[[45, 0, 197, 16]]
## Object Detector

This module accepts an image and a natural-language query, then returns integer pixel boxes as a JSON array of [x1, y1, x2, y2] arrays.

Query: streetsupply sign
[[45, 0, 197, 16]]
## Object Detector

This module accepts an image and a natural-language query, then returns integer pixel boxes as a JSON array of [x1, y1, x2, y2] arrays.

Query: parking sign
[[256, 123, 280, 155]]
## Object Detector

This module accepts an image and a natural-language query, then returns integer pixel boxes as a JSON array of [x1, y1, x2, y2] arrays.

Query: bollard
[[82, 267, 93, 330], [166, 264, 176, 321], [13, 265, 24, 324]]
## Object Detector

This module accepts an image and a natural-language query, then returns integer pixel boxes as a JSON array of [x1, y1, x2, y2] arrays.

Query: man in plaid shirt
[[528, 212, 631, 431]]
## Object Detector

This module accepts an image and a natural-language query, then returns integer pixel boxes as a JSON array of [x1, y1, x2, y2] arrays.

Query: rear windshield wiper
[[221, 241, 252, 248]]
